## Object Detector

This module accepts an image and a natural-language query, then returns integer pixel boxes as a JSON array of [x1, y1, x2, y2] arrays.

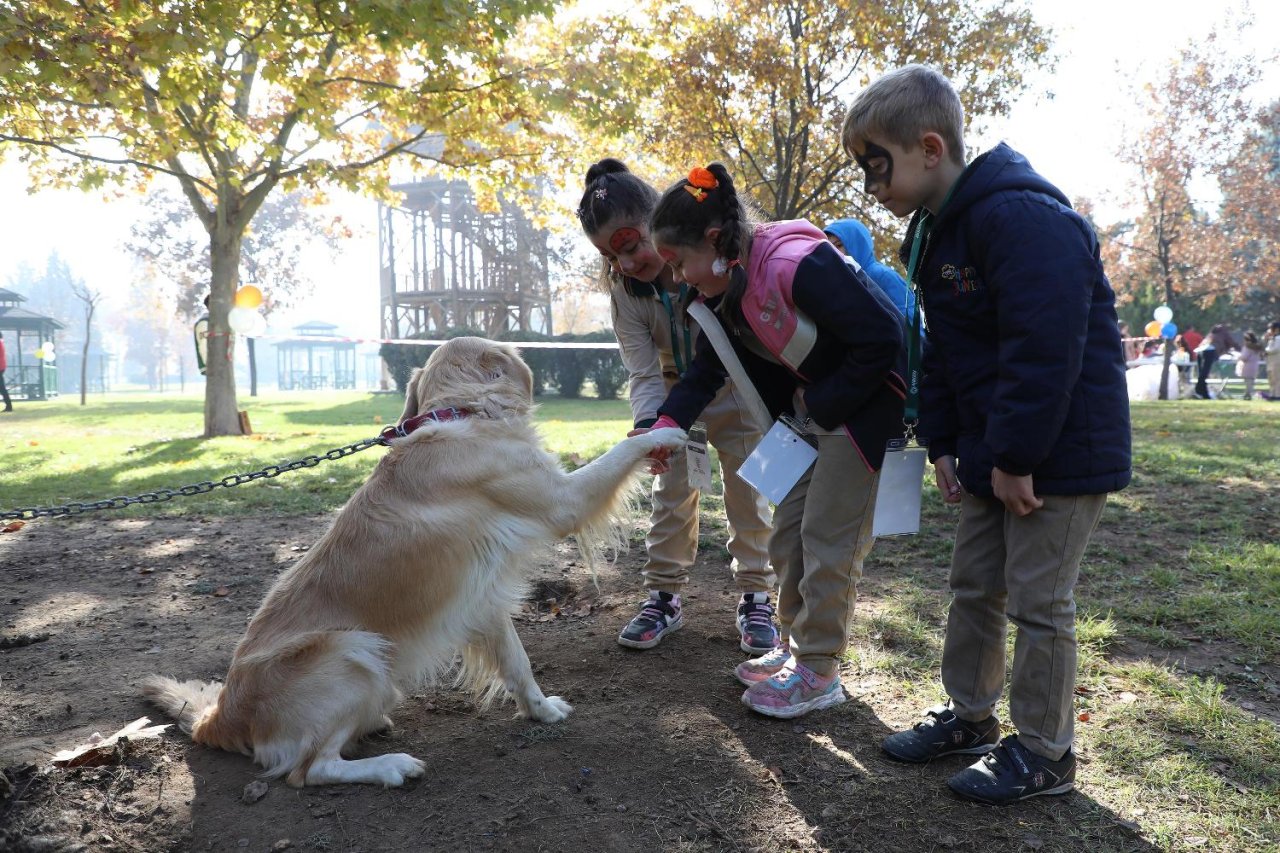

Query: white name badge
[[686, 421, 715, 492], [735, 418, 819, 505], [872, 439, 927, 537]]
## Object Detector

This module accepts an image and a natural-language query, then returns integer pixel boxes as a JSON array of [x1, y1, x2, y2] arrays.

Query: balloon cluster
[[1143, 305, 1176, 339], [229, 285, 266, 337], [33, 340, 57, 362]]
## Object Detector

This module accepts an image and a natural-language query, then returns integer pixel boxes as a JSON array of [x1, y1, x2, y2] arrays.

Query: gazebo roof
[[0, 305, 66, 333]]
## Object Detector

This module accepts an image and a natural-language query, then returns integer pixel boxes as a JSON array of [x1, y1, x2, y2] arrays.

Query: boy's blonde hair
[[842, 64, 966, 166]]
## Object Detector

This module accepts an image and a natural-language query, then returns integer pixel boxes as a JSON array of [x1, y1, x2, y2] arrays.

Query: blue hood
[[824, 218, 912, 318]]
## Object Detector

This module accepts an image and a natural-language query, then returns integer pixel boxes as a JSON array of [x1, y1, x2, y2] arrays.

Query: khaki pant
[[769, 432, 879, 677], [644, 382, 774, 594], [942, 493, 1107, 761]]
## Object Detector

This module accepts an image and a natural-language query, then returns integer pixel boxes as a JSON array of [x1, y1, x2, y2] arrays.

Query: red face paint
[[658, 248, 678, 265], [608, 227, 641, 254]]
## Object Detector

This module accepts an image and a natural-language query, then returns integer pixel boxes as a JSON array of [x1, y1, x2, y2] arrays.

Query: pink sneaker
[[741, 662, 846, 719], [734, 645, 793, 687]]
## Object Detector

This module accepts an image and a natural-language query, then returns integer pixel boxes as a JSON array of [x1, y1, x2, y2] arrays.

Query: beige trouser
[[768, 432, 879, 677], [644, 382, 775, 594], [942, 492, 1107, 761]]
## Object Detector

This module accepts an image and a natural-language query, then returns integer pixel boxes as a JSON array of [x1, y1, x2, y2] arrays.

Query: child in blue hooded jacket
[[823, 218, 915, 321]]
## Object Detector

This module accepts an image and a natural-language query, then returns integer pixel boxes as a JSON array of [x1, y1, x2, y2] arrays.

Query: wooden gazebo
[[0, 288, 63, 400], [275, 321, 356, 391]]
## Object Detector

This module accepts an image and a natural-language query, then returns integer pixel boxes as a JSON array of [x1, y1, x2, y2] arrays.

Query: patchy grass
[[0, 391, 633, 518], [2, 394, 1277, 850]]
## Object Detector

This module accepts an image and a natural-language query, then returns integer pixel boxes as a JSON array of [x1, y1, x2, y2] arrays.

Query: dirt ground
[[0, 511, 1222, 853]]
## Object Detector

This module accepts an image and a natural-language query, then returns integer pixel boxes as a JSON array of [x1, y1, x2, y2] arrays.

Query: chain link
[[0, 436, 388, 522]]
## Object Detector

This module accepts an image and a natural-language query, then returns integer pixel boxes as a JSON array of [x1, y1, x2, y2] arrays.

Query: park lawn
[[1, 393, 1277, 850], [0, 391, 634, 517]]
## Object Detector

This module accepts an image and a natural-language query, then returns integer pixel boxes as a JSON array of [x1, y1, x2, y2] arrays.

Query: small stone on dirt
[[271, 842, 293, 852], [241, 780, 269, 804]]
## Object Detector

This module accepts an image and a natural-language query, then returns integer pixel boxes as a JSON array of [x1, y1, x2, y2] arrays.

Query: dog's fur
[[143, 337, 685, 787]]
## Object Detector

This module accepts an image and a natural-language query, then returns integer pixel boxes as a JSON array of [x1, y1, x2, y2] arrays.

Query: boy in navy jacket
[[841, 64, 1131, 805]]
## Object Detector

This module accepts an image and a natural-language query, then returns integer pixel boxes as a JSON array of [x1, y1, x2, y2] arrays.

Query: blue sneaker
[[947, 734, 1076, 805], [617, 591, 683, 650], [737, 592, 780, 655]]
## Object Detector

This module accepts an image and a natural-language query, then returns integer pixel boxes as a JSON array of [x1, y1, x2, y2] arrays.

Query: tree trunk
[[205, 224, 244, 436], [79, 301, 94, 406], [248, 336, 258, 397]]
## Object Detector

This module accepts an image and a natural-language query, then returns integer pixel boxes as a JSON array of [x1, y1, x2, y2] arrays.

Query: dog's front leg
[[547, 428, 687, 536], [473, 616, 573, 723]]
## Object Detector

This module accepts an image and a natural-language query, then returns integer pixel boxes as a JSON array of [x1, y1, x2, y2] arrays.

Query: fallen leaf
[[1184, 837, 1208, 847], [766, 764, 783, 784], [213, 586, 230, 597], [1118, 691, 1138, 703], [52, 717, 170, 767], [2, 521, 25, 533], [1078, 712, 1091, 722]]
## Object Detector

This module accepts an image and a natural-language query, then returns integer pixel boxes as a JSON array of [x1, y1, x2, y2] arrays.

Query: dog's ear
[[398, 367, 423, 423]]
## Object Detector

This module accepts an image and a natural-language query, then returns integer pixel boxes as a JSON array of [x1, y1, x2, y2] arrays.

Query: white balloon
[[1153, 305, 1173, 324], [229, 306, 267, 336]]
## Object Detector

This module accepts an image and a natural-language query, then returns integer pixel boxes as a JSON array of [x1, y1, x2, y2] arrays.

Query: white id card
[[872, 439, 927, 537], [686, 421, 715, 492], [735, 418, 819, 505]]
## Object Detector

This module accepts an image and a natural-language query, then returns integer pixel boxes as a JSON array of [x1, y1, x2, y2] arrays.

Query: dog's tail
[[141, 675, 223, 736]]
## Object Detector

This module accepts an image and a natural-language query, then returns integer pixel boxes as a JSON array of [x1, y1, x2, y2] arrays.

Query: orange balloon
[[234, 285, 263, 308], [1144, 320, 1163, 338]]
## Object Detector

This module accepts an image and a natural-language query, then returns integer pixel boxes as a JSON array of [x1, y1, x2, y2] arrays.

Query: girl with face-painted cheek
[[576, 158, 780, 661], [646, 163, 908, 720]]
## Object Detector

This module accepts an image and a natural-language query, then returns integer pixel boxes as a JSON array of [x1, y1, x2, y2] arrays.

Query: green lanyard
[[659, 283, 693, 377], [901, 182, 959, 428], [902, 211, 932, 427]]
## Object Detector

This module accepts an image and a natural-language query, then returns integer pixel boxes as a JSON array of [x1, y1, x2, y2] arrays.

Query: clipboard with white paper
[[735, 419, 819, 505], [872, 439, 927, 537]]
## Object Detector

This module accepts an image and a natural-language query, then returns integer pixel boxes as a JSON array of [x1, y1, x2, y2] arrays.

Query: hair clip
[[593, 187, 608, 200], [684, 185, 707, 202], [687, 167, 718, 189]]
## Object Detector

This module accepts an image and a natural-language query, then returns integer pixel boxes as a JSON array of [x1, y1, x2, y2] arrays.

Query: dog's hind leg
[[464, 615, 572, 723]]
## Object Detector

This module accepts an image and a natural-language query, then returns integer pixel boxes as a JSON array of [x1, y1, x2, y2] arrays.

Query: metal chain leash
[[0, 436, 388, 522]]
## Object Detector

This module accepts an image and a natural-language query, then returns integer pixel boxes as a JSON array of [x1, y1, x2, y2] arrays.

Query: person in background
[[1264, 321, 1280, 401], [576, 158, 779, 656], [823, 218, 914, 319], [1236, 331, 1265, 400], [1194, 323, 1238, 399], [0, 331, 12, 412]]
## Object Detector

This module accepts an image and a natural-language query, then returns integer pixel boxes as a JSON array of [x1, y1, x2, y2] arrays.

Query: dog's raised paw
[[644, 427, 688, 453]]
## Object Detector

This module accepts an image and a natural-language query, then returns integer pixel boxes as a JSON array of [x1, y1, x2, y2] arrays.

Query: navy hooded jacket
[[901, 143, 1131, 497]]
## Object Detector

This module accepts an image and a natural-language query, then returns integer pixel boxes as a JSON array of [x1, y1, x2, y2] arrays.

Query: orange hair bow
[[685, 166, 718, 201]]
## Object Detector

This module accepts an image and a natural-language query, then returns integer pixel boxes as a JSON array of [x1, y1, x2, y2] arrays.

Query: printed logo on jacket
[[941, 263, 982, 295]]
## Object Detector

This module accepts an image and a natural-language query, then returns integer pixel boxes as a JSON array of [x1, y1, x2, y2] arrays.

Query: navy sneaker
[[947, 734, 1076, 805], [617, 591, 683, 650], [737, 592, 780, 655], [882, 704, 1000, 763]]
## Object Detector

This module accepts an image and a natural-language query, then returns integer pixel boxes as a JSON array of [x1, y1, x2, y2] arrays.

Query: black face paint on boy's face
[[854, 141, 894, 193]]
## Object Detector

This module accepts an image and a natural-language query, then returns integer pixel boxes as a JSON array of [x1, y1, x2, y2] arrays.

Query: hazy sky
[[0, 0, 1275, 341]]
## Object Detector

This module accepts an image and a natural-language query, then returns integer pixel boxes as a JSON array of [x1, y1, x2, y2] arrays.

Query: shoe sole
[[742, 687, 846, 719], [881, 741, 999, 764], [949, 780, 1075, 805], [616, 616, 684, 650]]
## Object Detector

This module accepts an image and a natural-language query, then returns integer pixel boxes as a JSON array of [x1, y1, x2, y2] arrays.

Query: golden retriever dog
[[143, 336, 685, 787]]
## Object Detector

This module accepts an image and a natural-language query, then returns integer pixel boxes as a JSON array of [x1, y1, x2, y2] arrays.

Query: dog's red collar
[[380, 406, 473, 443]]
